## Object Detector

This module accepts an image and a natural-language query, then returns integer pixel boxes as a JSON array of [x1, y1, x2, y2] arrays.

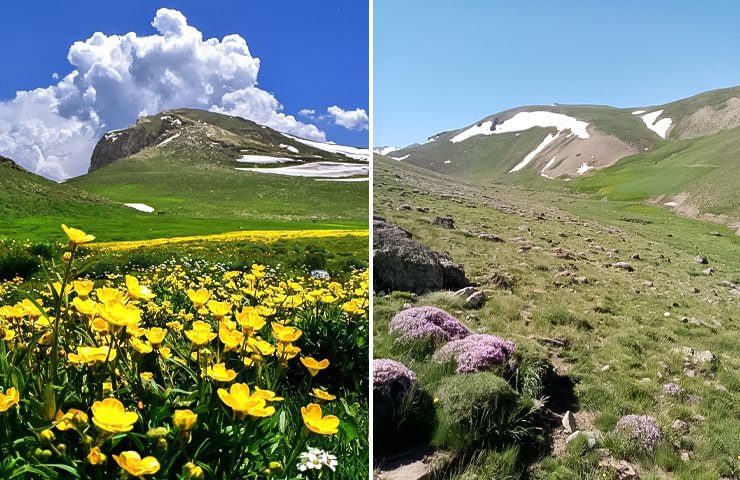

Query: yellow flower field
[[0, 226, 369, 479], [90, 229, 368, 252]]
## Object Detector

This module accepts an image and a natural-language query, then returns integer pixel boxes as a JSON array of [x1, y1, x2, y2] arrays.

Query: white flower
[[296, 447, 339, 473]]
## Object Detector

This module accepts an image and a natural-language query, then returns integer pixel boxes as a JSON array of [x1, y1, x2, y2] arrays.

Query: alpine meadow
[[0, 4, 369, 479], [373, 2, 740, 480]]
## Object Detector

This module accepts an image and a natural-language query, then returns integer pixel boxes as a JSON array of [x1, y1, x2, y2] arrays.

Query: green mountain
[[388, 86, 740, 231], [66, 109, 368, 235], [2, 109, 368, 242]]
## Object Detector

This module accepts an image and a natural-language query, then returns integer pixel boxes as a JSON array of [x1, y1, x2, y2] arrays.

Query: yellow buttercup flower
[[235, 307, 266, 335], [87, 446, 106, 465], [173, 409, 198, 430], [140, 372, 154, 382], [300, 357, 330, 376], [276, 342, 300, 360], [272, 323, 302, 343], [72, 279, 94, 298], [113, 451, 160, 477], [217, 383, 275, 419], [91, 398, 138, 433], [253, 387, 284, 403], [61, 224, 95, 245], [301, 403, 339, 435], [185, 322, 217, 346], [310, 388, 337, 401], [144, 327, 167, 346], [71, 297, 97, 316], [125, 275, 155, 301], [207, 300, 232, 318], [219, 325, 244, 351], [131, 337, 153, 354], [68, 346, 116, 366], [99, 302, 141, 329], [187, 288, 210, 308], [0, 387, 20, 412], [206, 363, 237, 382], [95, 287, 124, 304], [55, 408, 88, 430]]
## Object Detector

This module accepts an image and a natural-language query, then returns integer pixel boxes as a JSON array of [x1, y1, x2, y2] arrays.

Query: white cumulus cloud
[[327, 105, 368, 131], [0, 8, 326, 181]]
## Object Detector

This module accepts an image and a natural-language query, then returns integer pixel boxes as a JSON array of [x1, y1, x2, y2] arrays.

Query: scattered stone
[[710, 231, 722, 237], [695, 255, 709, 264], [416, 206, 430, 213], [672, 419, 689, 434], [478, 233, 504, 242], [631, 253, 641, 260], [612, 262, 634, 271], [373, 219, 468, 293], [663, 312, 671, 318], [663, 383, 682, 395], [643, 280, 654, 287], [453, 286, 478, 298], [691, 287, 700, 293], [672, 347, 718, 376], [702, 267, 714, 275], [571, 276, 589, 285], [398, 204, 412, 211], [565, 430, 598, 448], [465, 291, 487, 308], [601, 365, 611, 372], [431, 216, 455, 229], [552, 247, 576, 260], [680, 451, 694, 462], [562, 411, 577, 433], [487, 271, 515, 290]]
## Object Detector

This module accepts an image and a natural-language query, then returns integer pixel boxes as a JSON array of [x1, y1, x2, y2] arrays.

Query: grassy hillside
[[390, 86, 740, 229], [70, 142, 368, 226], [374, 156, 740, 478], [574, 125, 740, 220]]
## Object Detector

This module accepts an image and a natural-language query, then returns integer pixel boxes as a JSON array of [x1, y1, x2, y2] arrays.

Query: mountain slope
[[373, 155, 740, 477], [388, 85, 740, 229], [0, 155, 160, 240], [68, 109, 368, 229]]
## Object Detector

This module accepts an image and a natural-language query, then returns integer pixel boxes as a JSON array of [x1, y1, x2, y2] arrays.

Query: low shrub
[[0, 240, 41, 280], [434, 372, 536, 452], [372, 359, 436, 456]]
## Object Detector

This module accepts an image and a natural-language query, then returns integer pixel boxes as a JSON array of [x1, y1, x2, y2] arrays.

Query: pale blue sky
[[374, 1, 740, 147]]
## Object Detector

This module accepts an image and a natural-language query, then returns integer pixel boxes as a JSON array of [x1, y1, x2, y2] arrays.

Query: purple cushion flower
[[615, 415, 662, 451], [373, 359, 417, 402], [389, 306, 469, 345], [433, 334, 516, 373]]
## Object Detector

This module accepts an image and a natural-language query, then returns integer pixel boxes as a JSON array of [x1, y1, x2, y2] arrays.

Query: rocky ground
[[373, 157, 739, 480]]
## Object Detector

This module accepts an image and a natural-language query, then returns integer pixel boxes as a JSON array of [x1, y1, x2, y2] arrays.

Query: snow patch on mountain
[[451, 111, 590, 143], [279, 144, 299, 154], [124, 203, 155, 213], [576, 163, 594, 175], [510, 132, 560, 172], [236, 161, 368, 178], [236, 155, 298, 164], [374, 146, 400, 155], [641, 110, 672, 138], [631, 110, 646, 115], [391, 154, 410, 161], [282, 134, 368, 161]]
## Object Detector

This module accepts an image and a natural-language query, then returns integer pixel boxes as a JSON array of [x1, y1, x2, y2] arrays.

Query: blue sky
[[0, 1, 368, 179], [374, 1, 740, 147]]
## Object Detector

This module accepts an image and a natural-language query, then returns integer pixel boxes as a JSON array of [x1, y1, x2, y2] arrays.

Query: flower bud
[[56, 443, 67, 454], [268, 461, 283, 471], [146, 427, 169, 440], [39, 429, 56, 444], [156, 438, 168, 450], [184, 462, 204, 479]]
